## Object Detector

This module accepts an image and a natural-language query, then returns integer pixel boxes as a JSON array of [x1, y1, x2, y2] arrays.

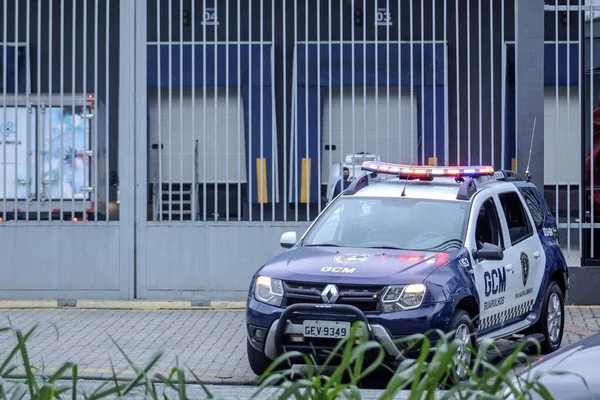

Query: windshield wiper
[[363, 245, 406, 250], [413, 239, 464, 252]]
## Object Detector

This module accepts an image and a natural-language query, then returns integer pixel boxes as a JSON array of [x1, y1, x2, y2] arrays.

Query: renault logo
[[321, 284, 339, 304]]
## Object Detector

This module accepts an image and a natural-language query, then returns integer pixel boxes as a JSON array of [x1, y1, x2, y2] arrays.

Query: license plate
[[302, 320, 351, 339]]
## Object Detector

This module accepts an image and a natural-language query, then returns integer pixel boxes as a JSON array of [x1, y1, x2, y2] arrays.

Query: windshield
[[302, 196, 470, 252]]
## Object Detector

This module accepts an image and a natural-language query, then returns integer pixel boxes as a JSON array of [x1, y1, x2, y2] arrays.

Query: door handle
[[505, 264, 513, 270], [534, 252, 541, 258]]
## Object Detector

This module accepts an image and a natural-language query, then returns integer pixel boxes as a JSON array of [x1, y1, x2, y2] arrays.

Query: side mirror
[[280, 231, 297, 249], [473, 242, 503, 261]]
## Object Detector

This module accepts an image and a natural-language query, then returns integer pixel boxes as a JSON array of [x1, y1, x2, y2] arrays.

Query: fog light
[[254, 328, 266, 340], [290, 335, 305, 343]]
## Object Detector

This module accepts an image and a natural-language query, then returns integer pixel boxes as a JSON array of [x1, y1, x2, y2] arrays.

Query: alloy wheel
[[547, 292, 563, 345]]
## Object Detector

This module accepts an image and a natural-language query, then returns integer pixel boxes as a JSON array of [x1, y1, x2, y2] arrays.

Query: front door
[[467, 196, 516, 333]]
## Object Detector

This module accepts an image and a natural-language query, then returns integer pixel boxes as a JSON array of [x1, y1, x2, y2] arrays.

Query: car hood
[[259, 245, 449, 284]]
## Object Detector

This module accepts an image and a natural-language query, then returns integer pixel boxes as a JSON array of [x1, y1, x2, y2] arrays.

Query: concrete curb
[[7, 372, 258, 386], [0, 300, 247, 311], [0, 301, 597, 311]]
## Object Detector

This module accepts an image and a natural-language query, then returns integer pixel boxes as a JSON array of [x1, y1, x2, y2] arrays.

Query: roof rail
[[493, 170, 524, 182]]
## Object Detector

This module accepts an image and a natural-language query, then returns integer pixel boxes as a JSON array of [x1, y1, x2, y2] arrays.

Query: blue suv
[[245, 162, 569, 382]]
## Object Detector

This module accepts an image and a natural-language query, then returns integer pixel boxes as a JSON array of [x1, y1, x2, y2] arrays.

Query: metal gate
[[0, 0, 132, 300], [1, 1, 599, 302]]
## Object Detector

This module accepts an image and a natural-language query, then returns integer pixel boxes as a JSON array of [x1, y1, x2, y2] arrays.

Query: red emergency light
[[361, 161, 495, 179]]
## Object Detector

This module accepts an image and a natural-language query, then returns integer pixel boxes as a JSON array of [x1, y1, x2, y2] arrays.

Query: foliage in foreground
[[0, 322, 580, 400]]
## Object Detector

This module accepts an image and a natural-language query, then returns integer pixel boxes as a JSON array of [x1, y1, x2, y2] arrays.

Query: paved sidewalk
[[0, 306, 596, 385]]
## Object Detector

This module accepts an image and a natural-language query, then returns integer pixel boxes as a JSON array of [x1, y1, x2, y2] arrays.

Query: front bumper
[[247, 300, 453, 362]]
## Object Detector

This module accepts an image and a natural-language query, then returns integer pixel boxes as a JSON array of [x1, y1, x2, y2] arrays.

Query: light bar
[[361, 161, 495, 179]]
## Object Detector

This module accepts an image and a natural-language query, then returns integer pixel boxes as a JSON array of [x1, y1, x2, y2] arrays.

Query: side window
[[520, 188, 545, 230], [498, 191, 534, 245], [474, 198, 504, 249]]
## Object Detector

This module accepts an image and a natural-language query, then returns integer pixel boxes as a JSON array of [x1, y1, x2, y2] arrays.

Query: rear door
[[495, 189, 546, 326]]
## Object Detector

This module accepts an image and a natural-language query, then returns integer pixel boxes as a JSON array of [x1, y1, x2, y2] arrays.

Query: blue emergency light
[[360, 161, 495, 179]]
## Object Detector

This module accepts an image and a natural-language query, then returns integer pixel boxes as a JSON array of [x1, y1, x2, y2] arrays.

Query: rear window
[[519, 188, 545, 230], [302, 196, 471, 252]]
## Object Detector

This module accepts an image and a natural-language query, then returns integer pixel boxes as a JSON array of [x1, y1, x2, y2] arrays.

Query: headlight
[[254, 276, 284, 307], [381, 284, 426, 313]]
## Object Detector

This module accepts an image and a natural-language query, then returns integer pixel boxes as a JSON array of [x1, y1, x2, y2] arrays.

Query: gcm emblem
[[333, 253, 373, 265]]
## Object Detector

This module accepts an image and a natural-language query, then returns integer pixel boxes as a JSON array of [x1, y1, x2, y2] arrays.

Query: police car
[[245, 161, 569, 382]]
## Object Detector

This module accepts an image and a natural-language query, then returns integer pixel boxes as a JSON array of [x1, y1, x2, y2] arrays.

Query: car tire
[[533, 281, 565, 354], [247, 339, 275, 376], [443, 309, 477, 387]]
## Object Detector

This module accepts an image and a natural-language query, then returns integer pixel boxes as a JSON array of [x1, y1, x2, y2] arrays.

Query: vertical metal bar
[[385, 0, 390, 163], [238, 0, 242, 221], [444, 0, 449, 165], [93, 0, 98, 222], [104, 0, 110, 222], [2, 0, 6, 222], [590, 2, 595, 258], [466, 0, 471, 165], [36, 0, 42, 222], [293, 0, 298, 222], [327, 0, 332, 204], [433, 0, 437, 164], [456, 0, 461, 165], [202, 0, 207, 222], [226, 0, 230, 222], [25, 0, 31, 221], [351, 0, 355, 182], [398, 0, 402, 162], [363, 0, 367, 168], [578, 0, 583, 257], [71, 0, 77, 218], [283, 0, 288, 221], [156, 0, 162, 221], [410, 0, 415, 161], [478, 0, 483, 164], [555, 4, 559, 232], [375, 0, 379, 161], [47, 0, 55, 221], [490, 0, 494, 167], [566, 1, 571, 255], [339, 0, 343, 205], [179, 0, 184, 221], [260, 0, 264, 222], [60, 0, 65, 221], [249, 0, 253, 221], [420, 0, 425, 164], [83, 0, 88, 220], [316, 0, 321, 215], [271, 0, 275, 221], [168, 0, 173, 222], [13, 0, 19, 219], [192, 0, 196, 221], [305, 0, 309, 221], [501, 0, 505, 169], [214, 0, 218, 222]]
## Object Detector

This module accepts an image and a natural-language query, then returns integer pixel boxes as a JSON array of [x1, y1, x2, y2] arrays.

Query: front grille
[[282, 281, 386, 313]]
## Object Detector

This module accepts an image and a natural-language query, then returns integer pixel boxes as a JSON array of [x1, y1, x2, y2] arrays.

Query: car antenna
[[401, 134, 423, 197], [524, 116, 537, 183]]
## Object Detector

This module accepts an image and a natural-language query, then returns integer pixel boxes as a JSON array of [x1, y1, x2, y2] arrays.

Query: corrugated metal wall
[[0, 0, 598, 301]]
